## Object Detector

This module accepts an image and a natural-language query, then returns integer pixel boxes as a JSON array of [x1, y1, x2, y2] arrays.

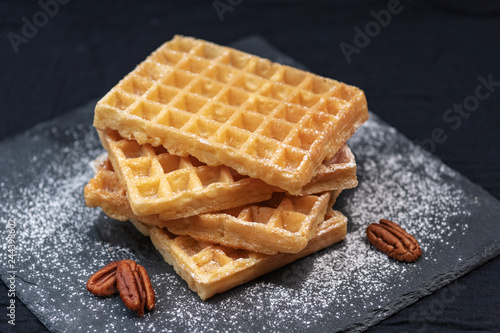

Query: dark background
[[1, 0, 499, 332]]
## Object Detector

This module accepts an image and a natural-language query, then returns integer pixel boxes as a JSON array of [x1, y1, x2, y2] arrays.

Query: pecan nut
[[87, 259, 155, 316], [137, 264, 156, 312], [116, 260, 155, 317], [366, 219, 422, 263], [86, 261, 120, 297]]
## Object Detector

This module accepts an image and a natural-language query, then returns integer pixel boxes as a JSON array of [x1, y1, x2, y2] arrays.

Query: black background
[[1, 0, 499, 332]]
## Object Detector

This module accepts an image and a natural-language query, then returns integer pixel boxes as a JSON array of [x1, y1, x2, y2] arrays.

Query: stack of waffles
[[84, 35, 369, 300]]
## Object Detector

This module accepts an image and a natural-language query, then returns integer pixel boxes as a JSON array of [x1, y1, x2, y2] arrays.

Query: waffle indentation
[[95, 35, 368, 192]]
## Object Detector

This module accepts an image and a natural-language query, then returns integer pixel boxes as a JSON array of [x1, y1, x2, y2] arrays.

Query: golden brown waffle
[[98, 129, 271, 219], [94, 35, 368, 194], [99, 129, 357, 219], [158, 191, 332, 254], [131, 206, 347, 300], [84, 160, 338, 254]]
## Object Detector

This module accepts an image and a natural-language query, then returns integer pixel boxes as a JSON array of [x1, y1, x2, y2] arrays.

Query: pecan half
[[87, 259, 155, 316], [116, 260, 155, 317], [137, 265, 156, 312], [86, 261, 120, 297], [366, 219, 422, 263]]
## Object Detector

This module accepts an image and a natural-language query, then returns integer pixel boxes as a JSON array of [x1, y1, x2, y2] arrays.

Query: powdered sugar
[[0, 103, 496, 333]]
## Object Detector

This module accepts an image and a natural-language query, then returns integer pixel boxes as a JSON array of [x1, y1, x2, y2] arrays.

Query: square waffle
[[155, 191, 333, 255], [94, 35, 368, 194], [84, 159, 339, 255], [138, 206, 347, 300], [99, 129, 357, 219]]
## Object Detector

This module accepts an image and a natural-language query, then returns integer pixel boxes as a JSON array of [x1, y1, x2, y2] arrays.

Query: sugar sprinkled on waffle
[[94, 35, 368, 193]]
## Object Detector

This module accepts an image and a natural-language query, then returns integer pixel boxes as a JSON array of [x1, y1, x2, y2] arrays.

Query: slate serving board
[[1, 37, 499, 333]]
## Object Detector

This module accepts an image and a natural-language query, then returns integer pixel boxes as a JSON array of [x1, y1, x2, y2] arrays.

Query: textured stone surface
[[0, 37, 499, 333]]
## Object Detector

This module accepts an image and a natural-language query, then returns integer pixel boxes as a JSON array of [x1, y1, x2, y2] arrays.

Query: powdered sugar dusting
[[1, 104, 496, 333]]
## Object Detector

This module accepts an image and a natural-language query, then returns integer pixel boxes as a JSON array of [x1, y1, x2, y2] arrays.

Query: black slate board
[[1, 37, 499, 333]]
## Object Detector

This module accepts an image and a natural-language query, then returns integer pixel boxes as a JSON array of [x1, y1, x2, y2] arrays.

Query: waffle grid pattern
[[145, 206, 347, 300], [100, 130, 357, 218], [95, 35, 368, 193], [165, 191, 331, 254], [99, 130, 272, 218], [84, 160, 332, 254]]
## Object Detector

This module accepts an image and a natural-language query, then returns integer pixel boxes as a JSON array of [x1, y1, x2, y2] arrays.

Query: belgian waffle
[[99, 129, 357, 219], [158, 191, 334, 254], [84, 159, 338, 254], [94, 35, 368, 194], [132, 206, 347, 300]]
